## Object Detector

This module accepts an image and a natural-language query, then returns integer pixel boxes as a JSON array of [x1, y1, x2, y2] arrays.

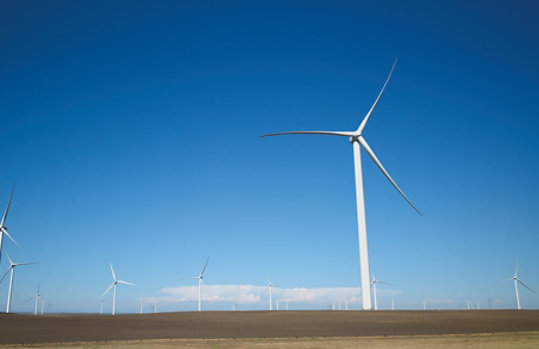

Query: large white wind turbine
[[371, 275, 394, 311], [102, 263, 134, 315], [192, 258, 209, 311], [0, 251, 37, 313], [262, 58, 421, 310], [506, 260, 534, 310]]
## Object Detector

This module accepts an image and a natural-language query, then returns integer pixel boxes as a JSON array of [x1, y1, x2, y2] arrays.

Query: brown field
[[0, 310, 538, 346]]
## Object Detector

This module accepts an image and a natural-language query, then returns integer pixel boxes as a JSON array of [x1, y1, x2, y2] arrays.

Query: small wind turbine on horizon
[[32, 283, 41, 315], [102, 263, 134, 315], [263, 276, 275, 311], [506, 259, 534, 310], [0, 251, 37, 313], [371, 275, 394, 311], [41, 297, 50, 315], [192, 257, 209, 311], [261, 58, 421, 310]]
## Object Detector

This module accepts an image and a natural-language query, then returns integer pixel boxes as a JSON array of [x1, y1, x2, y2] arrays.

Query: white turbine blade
[[377, 281, 395, 286], [266, 275, 272, 285], [261, 131, 354, 138], [358, 136, 422, 215], [13, 261, 38, 267], [259, 286, 269, 297], [5, 250, 14, 265], [200, 257, 210, 277], [356, 58, 398, 134], [0, 267, 12, 284], [109, 263, 117, 281], [517, 279, 535, 293], [2, 227, 23, 250], [1, 227, 34, 258], [515, 259, 519, 277], [117, 280, 135, 286], [0, 184, 14, 228], [103, 282, 114, 297]]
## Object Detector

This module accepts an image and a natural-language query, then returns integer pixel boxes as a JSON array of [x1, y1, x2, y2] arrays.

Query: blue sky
[[0, 1, 538, 313]]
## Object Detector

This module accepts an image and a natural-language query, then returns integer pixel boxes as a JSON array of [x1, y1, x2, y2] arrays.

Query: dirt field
[[2, 332, 537, 349], [0, 310, 538, 345]]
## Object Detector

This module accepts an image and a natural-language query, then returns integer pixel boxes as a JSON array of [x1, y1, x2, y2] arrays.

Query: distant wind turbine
[[265, 276, 274, 311], [0, 251, 37, 313], [506, 259, 534, 310], [261, 58, 421, 310], [192, 257, 209, 311], [32, 283, 41, 315], [40, 298, 47, 314], [371, 275, 394, 311], [100, 298, 104, 314], [102, 263, 134, 315]]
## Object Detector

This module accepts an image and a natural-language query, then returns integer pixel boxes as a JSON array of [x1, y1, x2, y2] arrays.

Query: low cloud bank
[[143, 284, 401, 306]]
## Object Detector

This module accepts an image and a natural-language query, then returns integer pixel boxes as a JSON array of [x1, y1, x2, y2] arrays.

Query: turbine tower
[[0, 185, 24, 264], [192, 258, 209, 311], [371, 275, 393, 311], [102, 263, 134, 315], [507, 259, 534, 310], [0, 251, 37, 313], [261, 58, 421, 310]]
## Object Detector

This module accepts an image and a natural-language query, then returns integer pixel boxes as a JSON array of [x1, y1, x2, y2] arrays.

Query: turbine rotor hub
[[349, 136, 360, 144]]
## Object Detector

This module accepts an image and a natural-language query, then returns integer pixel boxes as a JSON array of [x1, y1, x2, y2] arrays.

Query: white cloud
[[143, 284, 402, 307]]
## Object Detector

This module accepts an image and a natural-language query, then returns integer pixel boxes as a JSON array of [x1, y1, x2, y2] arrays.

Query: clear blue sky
[[1, 1, 538, 313]]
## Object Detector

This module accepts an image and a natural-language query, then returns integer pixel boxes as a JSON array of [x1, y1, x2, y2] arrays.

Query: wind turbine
[[32, 283, 41, 315], [40, 298, 47, 314], [102, 263, 134, 315], [265, 276, 274, 311], [507, 260, 534, 310], [99, 298, 104, 314], [192, 258, 209, 311], [371, 275, 394, 311], [261, 58, 421, 310], [0, 251, 37, 313]]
